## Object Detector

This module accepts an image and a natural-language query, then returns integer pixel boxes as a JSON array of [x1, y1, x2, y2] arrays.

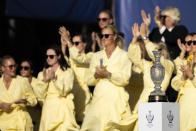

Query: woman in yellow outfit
[[37, 45, 79, 131], [59, 27, 94, 123], [80, 25, 132, 131], [68, 36, 92, 123], [171, 33, 196, 131], [0, 55, 37, 131], [128, 23, 174, 131], [19, 59, 42, 131]]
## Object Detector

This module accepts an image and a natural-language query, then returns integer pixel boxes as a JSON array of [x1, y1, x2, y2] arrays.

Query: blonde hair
[[103, 24, 118, 35], [102, 25, 125, 49], [156, 42, 171, 59], [161, 6, 181, 24]]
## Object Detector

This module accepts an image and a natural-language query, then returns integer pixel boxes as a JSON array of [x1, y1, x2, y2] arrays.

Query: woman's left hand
[[14, 98, 27, 104]]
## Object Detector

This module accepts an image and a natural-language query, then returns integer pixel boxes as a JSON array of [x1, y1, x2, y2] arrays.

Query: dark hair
[[45, 44, 69, 70], [189, 32, 196, 36], [72, 33, 87, 43], [100, 9, 113, 19], [136, 38, 152, 61], [20, 59, 33, 69], [72, 33, 93, 53]]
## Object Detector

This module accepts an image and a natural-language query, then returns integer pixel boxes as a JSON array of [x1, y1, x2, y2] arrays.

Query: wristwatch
[[142, 36, 148, 40]]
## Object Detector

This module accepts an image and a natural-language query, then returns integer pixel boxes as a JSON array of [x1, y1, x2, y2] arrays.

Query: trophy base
[[148, 95, 168, 102]]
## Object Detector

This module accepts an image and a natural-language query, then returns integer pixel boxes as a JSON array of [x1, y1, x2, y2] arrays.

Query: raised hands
[[43, 67, 56, 82], [154, 6, 163, 28], [59, 26, 72, 47], [131, 22, 148, 43], [141, 10, 151, 27], [177, 39, 186, 52], [180, 65, 194, 80], [94, 66, 111, 79], [177, 39, 186, 59], [132, 23, 140, 38], [140, 23, 148, 37], [59, 26, 70, 39], [91, 32, 101, 52]]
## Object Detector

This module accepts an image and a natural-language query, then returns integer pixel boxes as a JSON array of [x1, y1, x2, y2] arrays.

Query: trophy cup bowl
[[148, 51, 168, 102]]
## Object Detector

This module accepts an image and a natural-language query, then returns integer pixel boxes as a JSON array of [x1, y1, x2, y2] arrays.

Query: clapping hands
[[43, 67, 56, 82], [94, 66, 111, 79]]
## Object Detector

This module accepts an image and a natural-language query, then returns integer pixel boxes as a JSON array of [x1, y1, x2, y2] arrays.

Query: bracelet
[[142, 36, 148, 40]]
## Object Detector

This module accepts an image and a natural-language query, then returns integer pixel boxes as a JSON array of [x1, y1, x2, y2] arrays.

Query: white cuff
[[159, 26, 166, 34]]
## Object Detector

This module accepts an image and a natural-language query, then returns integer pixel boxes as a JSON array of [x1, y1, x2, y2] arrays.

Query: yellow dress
[[171, 57, 196, 131], [69, 46, 93, 66], [126, 42, 144, 113], [128, 40, 174, 131], [80, 46, 132, 131], [37, 67, 79, 131], [31, 77, 47, 105], [27, 77, 42, 131], [69, 46, 93, 122], [0, 75, 37, 131]]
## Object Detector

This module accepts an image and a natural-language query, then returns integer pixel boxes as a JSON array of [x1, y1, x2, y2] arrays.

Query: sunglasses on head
[[20, 66, 30, 71], [185, 40, 196, 46], [46, 55, 56, 59], [99, 34, 114, 39], [3, 64, 17, 69], [73, 41, 81, 46], [97, 18, 109, 22]]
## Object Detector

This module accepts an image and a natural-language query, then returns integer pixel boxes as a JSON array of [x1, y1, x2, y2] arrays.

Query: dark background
[[1, 0, 196, 76], [0, 0, 112, 75]]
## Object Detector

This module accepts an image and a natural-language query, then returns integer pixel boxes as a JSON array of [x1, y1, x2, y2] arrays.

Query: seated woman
[[80, 25, 132, 131], [0, 55, 37, 131], [171, 33, 196, 131], [128, 23, 174, 131], [19, 59, 42, 131]]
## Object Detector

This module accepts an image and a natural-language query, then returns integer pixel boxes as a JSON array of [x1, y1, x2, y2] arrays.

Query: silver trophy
[[148, 51, 168, 102]]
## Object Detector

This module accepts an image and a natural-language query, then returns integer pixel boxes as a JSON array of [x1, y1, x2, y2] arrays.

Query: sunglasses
[[46, 55, 56, 59], [20, 66, 30, 71], [99, 34, 114, 39], [160, 15, 167, 19], [73, 41, 81, 46], [97, 18, 109, 22], [3, 64, 17, 69], [185, 40, 196, 46]]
